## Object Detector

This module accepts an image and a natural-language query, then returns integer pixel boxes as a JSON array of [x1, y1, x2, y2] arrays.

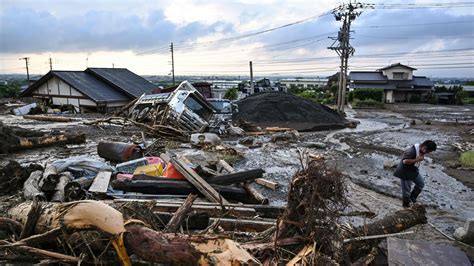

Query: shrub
[[428, 94, 438, 104], [224, 88, 238, 100], [409, 94, 421, 103], [0, 84, 21, 98], [456, 90, 468, 105], [353, 88, 383, 102], [460, 151, 474, 168], [347, 91, 354, 102], [297, 90, 318, 99]]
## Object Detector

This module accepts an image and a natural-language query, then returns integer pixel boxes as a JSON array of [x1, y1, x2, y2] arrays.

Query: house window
[[393, 72, 404, 80]]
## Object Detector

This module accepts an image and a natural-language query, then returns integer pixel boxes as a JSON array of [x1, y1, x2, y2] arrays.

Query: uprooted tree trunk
[[345, 204, 427, 261], [0, 122, 85, 153]]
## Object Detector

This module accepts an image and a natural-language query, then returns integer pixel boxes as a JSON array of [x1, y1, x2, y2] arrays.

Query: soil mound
[[233, 92, 346, 131]]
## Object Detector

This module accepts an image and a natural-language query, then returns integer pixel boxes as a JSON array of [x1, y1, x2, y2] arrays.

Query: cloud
[[0, 6, 233, 53]]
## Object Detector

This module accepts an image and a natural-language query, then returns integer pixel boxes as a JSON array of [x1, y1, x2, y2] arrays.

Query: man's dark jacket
[[394, 145, 419, 180]]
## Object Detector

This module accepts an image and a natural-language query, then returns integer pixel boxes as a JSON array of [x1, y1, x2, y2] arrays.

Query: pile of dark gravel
[[233, 92, 347, 131]]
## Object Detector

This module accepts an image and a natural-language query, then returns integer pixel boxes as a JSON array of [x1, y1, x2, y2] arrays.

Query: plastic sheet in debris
[[51, 155, 114, 178]]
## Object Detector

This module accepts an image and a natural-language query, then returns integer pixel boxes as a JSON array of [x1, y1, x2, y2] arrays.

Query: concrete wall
[[382, 67, 413, 80], [280, 79, 328, 88], [385, 90, 394, 103]]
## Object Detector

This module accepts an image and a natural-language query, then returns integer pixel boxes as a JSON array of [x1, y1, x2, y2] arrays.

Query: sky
[[0, 0, 473, 78]]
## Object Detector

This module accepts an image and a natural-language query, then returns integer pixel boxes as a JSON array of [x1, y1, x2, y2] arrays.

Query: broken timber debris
[[2, 200, 259, 265], [111, 179, 254, 204], [170, 158, 229, 204], [22, 115, 74, 123]]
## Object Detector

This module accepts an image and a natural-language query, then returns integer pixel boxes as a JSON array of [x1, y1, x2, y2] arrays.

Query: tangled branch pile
[[271, 159, 347, 264]]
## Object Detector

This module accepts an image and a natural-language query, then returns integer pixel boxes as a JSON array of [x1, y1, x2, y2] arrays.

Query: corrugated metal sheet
[[87, 68, 156, 97]]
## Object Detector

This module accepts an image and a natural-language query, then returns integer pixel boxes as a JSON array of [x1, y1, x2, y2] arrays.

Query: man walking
[[394, 140, 437, 207]]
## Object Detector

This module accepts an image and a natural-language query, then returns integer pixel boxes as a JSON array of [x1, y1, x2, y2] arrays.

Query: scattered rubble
[[0, 99, 472, 264]]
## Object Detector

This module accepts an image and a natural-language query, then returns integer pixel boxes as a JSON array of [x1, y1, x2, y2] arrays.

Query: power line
[[137, 10, 332, 55], [354, 20, 474, 28], [356, 34, 474, 40]]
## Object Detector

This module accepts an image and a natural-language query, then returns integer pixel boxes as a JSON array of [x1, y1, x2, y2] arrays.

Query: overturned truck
[[129, 81, 229, 134]]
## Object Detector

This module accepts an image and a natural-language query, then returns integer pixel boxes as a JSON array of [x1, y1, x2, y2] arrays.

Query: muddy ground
[[1, 103, 473, 259]]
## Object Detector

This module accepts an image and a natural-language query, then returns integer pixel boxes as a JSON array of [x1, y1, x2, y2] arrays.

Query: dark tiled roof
[[86, 68, 156, 97], [53, 71, 130, 102], [350, 72, 433, 91], [20, 71, 130, 102], [349, 71, 387, 82]]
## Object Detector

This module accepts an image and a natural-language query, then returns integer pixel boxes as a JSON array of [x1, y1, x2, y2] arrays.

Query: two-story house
[[349, 63, 434, 103]]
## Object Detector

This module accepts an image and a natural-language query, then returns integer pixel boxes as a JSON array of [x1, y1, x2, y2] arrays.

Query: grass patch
[[460, 150, 474, 168]]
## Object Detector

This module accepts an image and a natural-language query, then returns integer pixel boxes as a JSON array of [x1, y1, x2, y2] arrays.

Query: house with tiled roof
[[20, 68, 157, 113], [349, 63, 434, 103]]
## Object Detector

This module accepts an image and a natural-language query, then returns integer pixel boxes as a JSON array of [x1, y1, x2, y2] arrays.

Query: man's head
[[420, 140, 437, 155]]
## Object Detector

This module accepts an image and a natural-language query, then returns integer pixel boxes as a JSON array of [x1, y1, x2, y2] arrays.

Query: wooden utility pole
[[19, 57, 30, 83], [249, 61, 254, 94], [49, 56, 53, 71], [170, 42, 175, 86], [328, 2, 367, 113]]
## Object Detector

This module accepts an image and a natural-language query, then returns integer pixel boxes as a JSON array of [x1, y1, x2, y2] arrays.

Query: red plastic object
[[163, 163, 185, 180]]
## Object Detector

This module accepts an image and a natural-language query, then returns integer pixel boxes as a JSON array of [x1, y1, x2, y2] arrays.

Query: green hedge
[[353, 88, 383, 102], [409, 94, 421, 103], [463, 97, 474, 104]]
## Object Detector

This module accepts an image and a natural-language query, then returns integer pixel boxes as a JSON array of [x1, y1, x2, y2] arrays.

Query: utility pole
[[328, 1, 367, 113], [49, 56, 53, 71], [249, 61, 254, 94], [19, 57, 30, 83], [112, 63, 115, 68], [170, 42, 175, 86]]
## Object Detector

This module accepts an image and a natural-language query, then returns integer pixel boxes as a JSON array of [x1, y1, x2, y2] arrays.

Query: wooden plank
[[218, 160, 235, 173], [210, 218, 275, 232], [88, 171, 112, 193], [255, 178, 279, 190], [265, 127, 292, 132], [286, 244, 313, 266], [170, 158, 229, 204]]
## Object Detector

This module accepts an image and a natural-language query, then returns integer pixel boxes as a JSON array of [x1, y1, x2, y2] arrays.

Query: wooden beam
[[255, 178, 279, 190], [218, 160, 268, 204], [170, 158, 229, 204], [210, 218, 275, 232]]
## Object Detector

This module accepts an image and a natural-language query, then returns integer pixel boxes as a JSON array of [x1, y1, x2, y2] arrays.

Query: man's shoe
[[410, 187, 422, 203], [402, 197, 411, 208]]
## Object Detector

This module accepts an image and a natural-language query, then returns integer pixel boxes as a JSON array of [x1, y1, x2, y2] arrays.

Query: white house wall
[[31, 76, 98, 111], [382, 67, 414, 80]]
